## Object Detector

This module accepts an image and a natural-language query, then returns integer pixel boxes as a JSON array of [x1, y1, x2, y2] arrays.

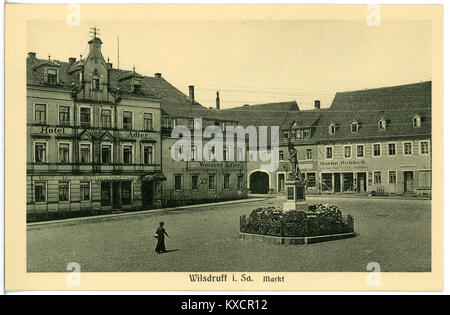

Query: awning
[[142, 173, 167, 182]]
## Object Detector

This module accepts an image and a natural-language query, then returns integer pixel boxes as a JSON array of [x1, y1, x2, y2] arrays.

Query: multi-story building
[[27, 34, 165, 218], [281, 81, 432, 196]]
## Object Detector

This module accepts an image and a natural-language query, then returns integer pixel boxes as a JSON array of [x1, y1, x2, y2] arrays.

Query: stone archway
[[249, 171, 270, 194]]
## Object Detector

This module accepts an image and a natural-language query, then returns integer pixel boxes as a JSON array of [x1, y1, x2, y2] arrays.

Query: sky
[[27, 19, 431, 110]]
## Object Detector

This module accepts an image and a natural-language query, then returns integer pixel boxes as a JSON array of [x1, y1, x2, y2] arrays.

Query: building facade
[[27, 35, 164, 218]]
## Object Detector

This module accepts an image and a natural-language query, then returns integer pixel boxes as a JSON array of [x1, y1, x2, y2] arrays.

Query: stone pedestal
[[283, 177, 308, 212]]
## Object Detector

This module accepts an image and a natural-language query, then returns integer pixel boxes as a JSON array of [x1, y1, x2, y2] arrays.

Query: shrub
[[240, 204, 354, 237]]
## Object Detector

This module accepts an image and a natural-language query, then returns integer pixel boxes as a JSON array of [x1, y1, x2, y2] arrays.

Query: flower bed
[[240, 204, 354, 237]]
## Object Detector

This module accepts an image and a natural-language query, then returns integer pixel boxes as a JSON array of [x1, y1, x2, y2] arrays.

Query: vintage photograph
[[9, 4, 440, 290]]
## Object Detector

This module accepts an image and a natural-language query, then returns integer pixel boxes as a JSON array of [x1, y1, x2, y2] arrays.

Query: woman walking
[[154, 222, 169, 254]]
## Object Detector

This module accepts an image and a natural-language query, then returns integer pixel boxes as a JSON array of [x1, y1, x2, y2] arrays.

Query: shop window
[[34, 142, 47, 163], [174, 175, 182, 191], [35, 104, 47, 124], [356, 145, 364, 158], [224, 174, 230, 189], [388, 143, 396, 156], [404, 142, 413, 155], [59, 106, 70, 126], [58, 143, 70, 163], [191, 175, 199, 190], [101, 145, 112, 164], [374, 171, 382, 184], [209, 174, 216, 190], [80, 144, 91, 163], [143, 146, 153, 164], [122, 181, 132, 205], [59, 182, 69, 202], [35, 182, 46, 202], [417, 170, 431, 189], [389, 171, 397, 184], [80, 181, 90, 201], [101, 109, 112, 128], [373, 144, 381, 157], [307, 173, 316, 187]]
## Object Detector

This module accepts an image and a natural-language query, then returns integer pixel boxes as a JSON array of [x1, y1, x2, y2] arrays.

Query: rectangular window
[[306, 149, 313, 160], [344, 145, 351, 158], [144, 113, 153, 131], [209, 174, 216, 190], [58, 143, 70, 163], [174, 175, 182, 191], [192, 175, 199, 190], [143, 146, 153, 164], [238, 175, 244, 190], [122, 181, 132, 205], [356, 145, 364, 158], [58, 182, 69, 202], [224, 174, 230, 189], [35, 182, 46, 202], [101, 145, 112, 164], [47, 68, 57, 85], [80, 181, 90, 201], [59, 106, 70, 126], [80, 144, 91, 163], [34, 142, 46, 163], [123, 146, 133, 164], [191, 145, 199, 161], [80, 108, 91, 127], [174, 145, 183, 161], [304, 129, 311, 139], [373, 144, 381, 157], [237, 147, 244, 161], [101, 109, 112, 128], [404, 142, 413, 155], [389, 171, 397, 184], [388, 143, 396, 156], [420, 141, 429, 155], [418, 170, 431, 189], [35, 104, 46, 124], [123, 111, 132, 130], [326, 147, 333, 159], [374, 171, 382, 184], [279, 150, 284, 161], [283, 131, 289, 139]]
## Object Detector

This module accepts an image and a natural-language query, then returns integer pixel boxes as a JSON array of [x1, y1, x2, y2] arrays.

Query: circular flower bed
[[240, 204, 354, 237]]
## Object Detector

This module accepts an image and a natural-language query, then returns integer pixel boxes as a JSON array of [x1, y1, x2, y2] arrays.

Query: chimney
[[69, 57, 76, 65], [107, 62, 113, 69], [189, 85, 195, 104], [155, 73, 162, 78], [314, 100, 321, 110], [216, 91, 220, 110], [28, 52, 36, 60]]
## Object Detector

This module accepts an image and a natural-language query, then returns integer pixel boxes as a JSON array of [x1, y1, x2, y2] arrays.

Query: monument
[[283, 138, 309, 211]]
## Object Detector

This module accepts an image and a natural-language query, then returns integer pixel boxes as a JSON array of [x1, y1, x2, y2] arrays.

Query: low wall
[[239, 231, 356, 245]]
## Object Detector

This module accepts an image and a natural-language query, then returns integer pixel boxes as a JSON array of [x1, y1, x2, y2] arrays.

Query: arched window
[[413, 115, 421, 127], [378, 119, 386, 131], [351, 121, 359, 133], [329, 123, 336, 135]]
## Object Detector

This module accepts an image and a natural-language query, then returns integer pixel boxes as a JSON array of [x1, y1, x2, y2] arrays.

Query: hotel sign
[[39, 126, 66, 134], [198, 161, 244, 169]]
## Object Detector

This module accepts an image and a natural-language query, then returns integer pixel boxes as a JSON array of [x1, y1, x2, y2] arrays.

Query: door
[[249, 171, 269, 194], [404, 171, 414, 192], [142, 181, 154, 207], [112, 182, 121, 209], [357, 173, 367, 192], [334, 173, 341, 193], [278, 174, 285, 192]]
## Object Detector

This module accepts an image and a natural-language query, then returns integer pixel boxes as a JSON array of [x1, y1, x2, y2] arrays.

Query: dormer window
[[132, 79, 142, 94], [378, 119, 386, 131], [329, 123, 336, 135], [92, 74, 100, 90], [413, 115, 422, 128], [351, 121, 359, 133], [46, 68, 58, 85]]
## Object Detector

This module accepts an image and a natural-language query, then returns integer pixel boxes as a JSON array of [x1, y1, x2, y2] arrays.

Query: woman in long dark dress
[[155, 222, 169, 254]]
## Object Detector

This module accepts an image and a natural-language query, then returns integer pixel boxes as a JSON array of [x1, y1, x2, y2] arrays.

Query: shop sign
[[198, 161, 243, 169], [319, 159, 367, 169]]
